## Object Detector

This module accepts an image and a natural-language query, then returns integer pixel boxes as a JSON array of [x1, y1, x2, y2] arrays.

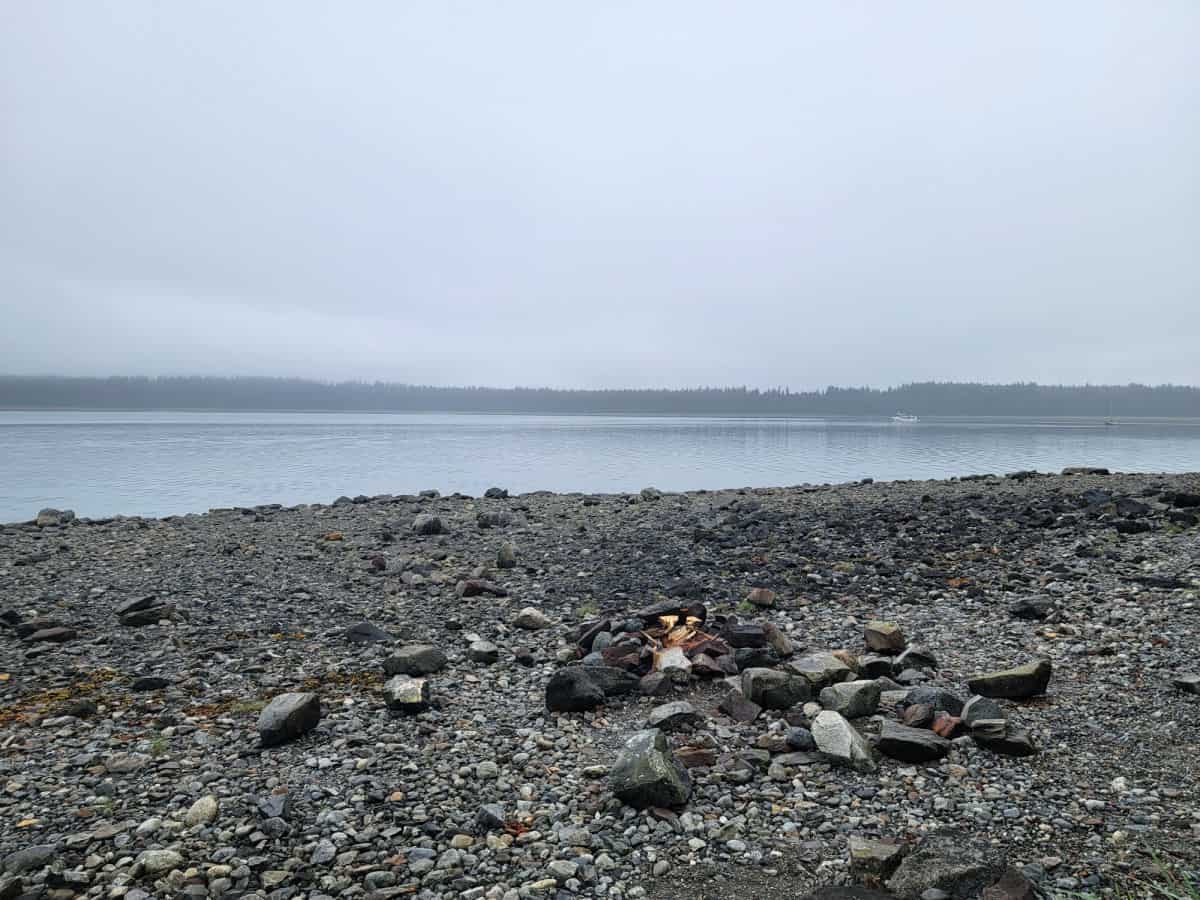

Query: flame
[[645, 614, 716, 670]]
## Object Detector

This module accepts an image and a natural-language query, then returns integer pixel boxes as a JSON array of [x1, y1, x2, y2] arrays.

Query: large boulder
[[887, 829, 1005, 899], [610, 729, 691, 809], [877, 720, 952, 762], [383, 645, 447, 676], [967, 659, 1052, 699], [811, 711, 877, 772], [412, 514, 445, 535], [258, 692, 321, 747], [819, 679, 881, 719], [848, 835, 907, 880], [741, 668, 811, 709], [545, 668, 605, 712], [579, 665, 641, 696]]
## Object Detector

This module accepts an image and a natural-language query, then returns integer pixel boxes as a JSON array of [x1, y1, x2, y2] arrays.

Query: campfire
[[575, 600, 773, 681]]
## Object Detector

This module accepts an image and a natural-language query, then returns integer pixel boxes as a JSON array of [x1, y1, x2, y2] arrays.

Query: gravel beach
[[2, 470, 1199, 900]]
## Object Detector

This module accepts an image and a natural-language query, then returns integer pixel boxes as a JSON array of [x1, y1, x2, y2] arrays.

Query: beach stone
[[646, 700, 701, 732], [257, 692, 321, 746], [864, 620, 906, 653], [344, 621, 393, 644], [136, 849, 184, 876], [981, 868, 1037, 900], [114, 595, 158, 617], [412, 514, 445, 535], [718, 691, 762, 723], [119, 604, 173, 627], [1009, 598, 1052, 621], [746, 587, 776, 608], [582, 665, 641, 696], [3, 845, 56, 875], [26, 627, 76, 643], [902, 686, 964, 716], [384, 675, 431, 712], [36, 508, 74, 527], [184, 795, 219, 826], [819, 679, 881, 718], [762, 621, 795, 657], [610, 729, 691, 809], [894, 646, 940, 671], [800, 891, 894, 900], [878, 721, 952, 762], [967, 659, 1052, 699], [1172, 674, 1200, 694], [545, 668, 605, 712], [467, 640, 499, 664], [785, 727, 817, 751], [788, 651, 854, 689], [901, 704, 934, 728], [131, 675, 170, 691], [860, 654, 894, 678], [887, 829, 1005, 899], [974, 727, 1039, 757], [513, 607, 551, 629], [812, 710, 877, 772], [475, 803, 506, 833], [497, 541, 518, 569], [383, 644, 447, 676], [849, 835, 907, 880], [962, 694, 1006, 727], [741, 667, 811, 709]]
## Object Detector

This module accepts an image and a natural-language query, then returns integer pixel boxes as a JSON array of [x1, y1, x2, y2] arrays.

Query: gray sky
[[2, 2, 1197, 389]]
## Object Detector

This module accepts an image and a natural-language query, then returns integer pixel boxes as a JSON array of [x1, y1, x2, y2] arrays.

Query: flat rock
[[2, 844, 56, 875], [610, 729, 692, 809], [718, 690, 762, 723], [967, 659, 1052, 699], [849, 835, 908, 880], [1172, 674, 1200, 694], [383, 644, 447, 676], [467, 640, 499, 664], [545, 668, 605, 712], [788, 651, 855, 689], [811, 710, 877, 772], [974, 727, 1039, 757], [344, 621, 394, 644], [257, 692, 322, 747], [878, 721, 952, 762], [646, 700, 701, 731]]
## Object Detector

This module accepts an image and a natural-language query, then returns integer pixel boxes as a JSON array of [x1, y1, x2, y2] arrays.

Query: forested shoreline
[[1, 375, 1198, 416]]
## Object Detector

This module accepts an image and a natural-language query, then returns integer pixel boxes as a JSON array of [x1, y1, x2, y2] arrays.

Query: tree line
[[0, 375, 1197, 416]]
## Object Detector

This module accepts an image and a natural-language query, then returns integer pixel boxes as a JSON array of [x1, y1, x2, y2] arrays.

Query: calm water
[[2, 411, 1199, 521]]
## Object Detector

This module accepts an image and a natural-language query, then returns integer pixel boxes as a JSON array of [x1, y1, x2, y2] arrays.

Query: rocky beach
[[2, 470, 1199, 900]]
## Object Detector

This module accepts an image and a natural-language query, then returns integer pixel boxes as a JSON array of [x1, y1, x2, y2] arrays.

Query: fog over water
[[2, 2, 1198, 389]]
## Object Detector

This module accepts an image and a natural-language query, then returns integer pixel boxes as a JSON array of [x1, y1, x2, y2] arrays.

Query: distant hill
[[1, 375, 1198, 417]]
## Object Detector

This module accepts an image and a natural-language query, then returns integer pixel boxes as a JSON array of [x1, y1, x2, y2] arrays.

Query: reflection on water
[[2, 412, 1199, 520]]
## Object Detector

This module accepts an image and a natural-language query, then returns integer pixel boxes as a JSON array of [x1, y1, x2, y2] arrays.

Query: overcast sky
[[2, 2, 1197, 389]]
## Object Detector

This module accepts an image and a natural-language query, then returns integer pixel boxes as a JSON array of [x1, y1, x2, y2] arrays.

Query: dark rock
[[26, 627, 76, 643], [635, 599, 707, 627], [258, 692, 322, 747], [456, 579, 508, 597], [257, 793, 291, 820], [1114, 520, 1152, 534], [1173, 674, 1200, 694], [119, 604, 173, 627], [131, 676, 170, 692], [741, 668, 811, 709], [733, 646, 778, 669], [610, 729, 691, 809], [383, 644, 447, 676], [785, 727, 816, 752], [974, 728, 1039, 757], [2, 844, 56, 875], [819, 679, 882, 718], [665, 578, 704, 599], [901, 704, 934, 728], [799, 890, 895, 900], [114, 595, 158, 617], [545, 668, 605, 712], [718, 691, 762, 723], [900, 686, 964, 717], [962, 695, 1006, 728], [474, 803, 506, 833], [582, 665, 641, 696], [721, 622, 768, 649], [1009, 598, 1052, 620], [860, 654, 895, 678], [344, 621, 394, 644], [467, 640, 499, 664], [877, 721, 952, 762], [646, 700, 701, 732], [483, 487, 509, 499], [887, 829, 1005, 899], [849, 835, 908, 880], [967, 659, 1052, 699], [15, 619, 63, 638], [981, 867, 1036, 900], [639, 672, 674, 696], [412, 514, 445, 535], [894, 646, 939, 671]]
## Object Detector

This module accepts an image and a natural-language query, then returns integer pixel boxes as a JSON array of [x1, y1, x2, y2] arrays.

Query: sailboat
[[1103, 398, 1117, 426], [891, 412, 919, 423]]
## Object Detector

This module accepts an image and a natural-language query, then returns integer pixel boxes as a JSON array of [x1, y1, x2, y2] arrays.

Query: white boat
[[891, 412, 919, 423]]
